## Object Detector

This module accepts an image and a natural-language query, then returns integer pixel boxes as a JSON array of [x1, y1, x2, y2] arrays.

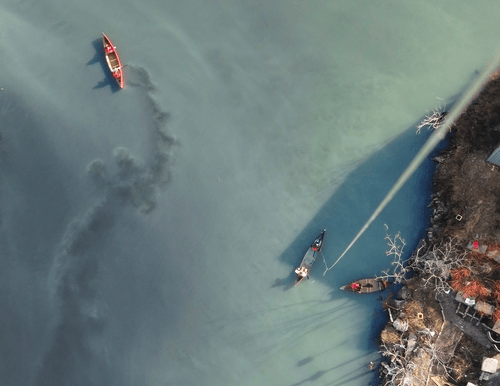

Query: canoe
[[294, 229, 326, 286], [102, 33, 124, 89], [340, 278, 390, 294]]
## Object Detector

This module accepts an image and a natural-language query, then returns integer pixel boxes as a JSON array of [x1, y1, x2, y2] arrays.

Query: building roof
[[488, 145, 500, 166]]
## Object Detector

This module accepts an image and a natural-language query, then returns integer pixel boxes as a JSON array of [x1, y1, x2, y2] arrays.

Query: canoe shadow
[[271, 272, 297, 291], [87, 38, 122, 93]]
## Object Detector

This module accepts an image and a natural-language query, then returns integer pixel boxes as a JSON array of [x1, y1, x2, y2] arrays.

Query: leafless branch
[[422, 336, 458, 386], [376, 232, 409, 284], [416, 99, 448, 134], [408, 238, 470, 295], [380, 340, 417, 386]]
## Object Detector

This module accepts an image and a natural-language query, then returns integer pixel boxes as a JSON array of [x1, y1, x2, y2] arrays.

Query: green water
[[1, 1, 500, 385]]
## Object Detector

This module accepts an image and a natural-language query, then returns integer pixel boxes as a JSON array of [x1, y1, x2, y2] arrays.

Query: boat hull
[[340, 278, 390, 294], [294, 229, 327, 286], [102, 33, 124, 89]]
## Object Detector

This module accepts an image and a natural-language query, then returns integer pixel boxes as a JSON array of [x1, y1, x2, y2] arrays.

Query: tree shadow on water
[[297, 356, 314, 366], [273, 77, 479, 385], [290, 370, 327, 386], [271, 122, 452, 385], [289, 358, 358, 386], [324, 369, 372, 386]]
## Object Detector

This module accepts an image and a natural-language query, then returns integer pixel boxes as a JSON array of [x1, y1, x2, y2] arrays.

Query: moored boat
[[294, 229, 326, 286], [102, 33, 124, 89], [340, 278, 390, 294]]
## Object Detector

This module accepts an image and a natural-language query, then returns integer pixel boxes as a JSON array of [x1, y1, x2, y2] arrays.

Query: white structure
[[481, 357, 498, 373]]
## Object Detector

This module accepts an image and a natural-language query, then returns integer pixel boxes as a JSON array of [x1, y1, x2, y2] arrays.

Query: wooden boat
[[102, 33, 124, 89], [294, 229, 326, 286], [340, 278, 390, 294]]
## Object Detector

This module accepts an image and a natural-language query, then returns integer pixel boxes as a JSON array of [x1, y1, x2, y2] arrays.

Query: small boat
[[294, 229, 326, 286], [102, 33, 124, 89], [340, 278, 390, 294]]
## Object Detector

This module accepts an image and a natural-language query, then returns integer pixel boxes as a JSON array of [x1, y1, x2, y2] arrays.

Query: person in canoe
[[351, 282, 361, 291], [346, 280, 389, 293], [295, 266, 309, 278], [351, 281, 376, 291]]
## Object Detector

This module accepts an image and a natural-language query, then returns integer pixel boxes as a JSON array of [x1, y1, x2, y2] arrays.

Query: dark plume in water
[[35, 67, 177, 385], [88, 65, 178, 213]]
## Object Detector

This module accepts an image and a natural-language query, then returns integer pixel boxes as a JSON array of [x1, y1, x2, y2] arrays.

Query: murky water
[[1, 1, 500, 385]]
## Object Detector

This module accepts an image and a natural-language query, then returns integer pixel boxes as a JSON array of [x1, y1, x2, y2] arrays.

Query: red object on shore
[[463, 280, 489, 299], [493, 308, 500, 322], [494, 282, 500, 303], [450, 267, 490, 300], [102, 33, 124, 89], [473, 240, 479, 250]]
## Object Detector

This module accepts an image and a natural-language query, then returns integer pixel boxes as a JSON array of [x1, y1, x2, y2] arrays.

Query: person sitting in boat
[[105, 45, 114, 53], [351, 282, 361, 291], [295, 267, 308, 277], [112, 70, 120, 78], [312, 241, 321, 252]]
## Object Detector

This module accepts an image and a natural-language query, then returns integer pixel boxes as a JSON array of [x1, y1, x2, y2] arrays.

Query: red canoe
[[102, 33, 124, 89]]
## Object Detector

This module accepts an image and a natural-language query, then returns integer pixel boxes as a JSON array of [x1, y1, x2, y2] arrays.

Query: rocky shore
[[378, 70, 500, 386]]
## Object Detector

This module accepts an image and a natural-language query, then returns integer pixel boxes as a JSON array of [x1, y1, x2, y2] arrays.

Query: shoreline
[[377, 69, 500, 386]]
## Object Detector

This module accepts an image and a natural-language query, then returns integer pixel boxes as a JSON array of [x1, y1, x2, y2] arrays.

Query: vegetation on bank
[[378, 70, 500, 386], [433, 72, 500, 243]]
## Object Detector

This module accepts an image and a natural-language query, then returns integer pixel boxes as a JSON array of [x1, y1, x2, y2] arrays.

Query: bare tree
[[423, 343, 457, 386], [408, 238, 469, 294], [416, 99, 447, 134], [380, 340, 417, 386], [376, 232, 409, 284], [421, 319, 457, 386], [380, 327, 457, 386]]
